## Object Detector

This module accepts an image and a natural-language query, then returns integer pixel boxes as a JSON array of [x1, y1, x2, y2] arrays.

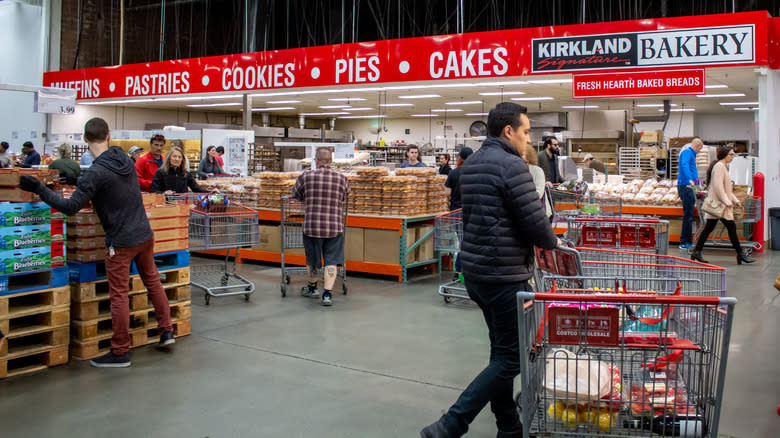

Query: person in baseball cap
[[582, 153, 606, 173], [128, 146, 143, 162]]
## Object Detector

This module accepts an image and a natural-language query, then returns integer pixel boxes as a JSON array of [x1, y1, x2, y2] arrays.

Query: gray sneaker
[[321, 291, 332, 306], [301, 286, 320, 298]]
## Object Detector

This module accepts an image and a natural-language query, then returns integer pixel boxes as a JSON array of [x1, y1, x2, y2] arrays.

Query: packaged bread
[[395, 167, 436, 176], [355, 167, 390, 176]]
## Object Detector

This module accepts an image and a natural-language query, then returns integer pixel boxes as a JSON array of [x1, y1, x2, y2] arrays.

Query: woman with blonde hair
[[690, 146, 755, 265], [151, 146, 207, 194]]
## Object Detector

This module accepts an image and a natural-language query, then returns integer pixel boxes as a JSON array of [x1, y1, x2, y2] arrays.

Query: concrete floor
[[0, 249, 778, 437]]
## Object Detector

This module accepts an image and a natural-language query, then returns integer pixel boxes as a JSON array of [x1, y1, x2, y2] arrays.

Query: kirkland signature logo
[[532, 24, 754, 72]]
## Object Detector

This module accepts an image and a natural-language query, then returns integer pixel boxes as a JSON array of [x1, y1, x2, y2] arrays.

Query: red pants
[[105, 238, 172, 355]]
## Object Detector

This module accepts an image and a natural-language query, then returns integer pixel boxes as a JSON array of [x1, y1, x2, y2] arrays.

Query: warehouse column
[[757, 67, 780, 242], [242, 94, 252, 130]]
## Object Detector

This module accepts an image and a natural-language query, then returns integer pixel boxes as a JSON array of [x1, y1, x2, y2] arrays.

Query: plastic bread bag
[[543, 348, 612, 401]]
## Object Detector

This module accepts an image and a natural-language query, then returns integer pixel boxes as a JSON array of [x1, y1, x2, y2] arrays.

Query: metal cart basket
[[566, 217, 670, 255], [516, 291, 736, 438], [280, 195, 347, 297], [549, 189, 622, 221], [690, 195, 762, 254], [434, 209, 467, 302], [535, 245, 726, 298], [167, 193, 259, 305]]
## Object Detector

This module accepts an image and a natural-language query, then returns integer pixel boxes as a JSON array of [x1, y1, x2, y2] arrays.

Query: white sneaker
[[321, 292, 332, 306], [301, 286, 320, 298]]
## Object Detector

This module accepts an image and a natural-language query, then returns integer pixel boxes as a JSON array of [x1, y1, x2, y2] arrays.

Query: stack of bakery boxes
[[67, 193, 192, 360], [0, 168, 69, 378]]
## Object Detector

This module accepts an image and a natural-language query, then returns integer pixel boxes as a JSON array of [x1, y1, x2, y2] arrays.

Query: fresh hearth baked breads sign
[[43, 12, 768, 101]]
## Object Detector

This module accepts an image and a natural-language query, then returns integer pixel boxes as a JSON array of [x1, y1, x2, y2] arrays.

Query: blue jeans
[[678, 185, 696, 245], [440, 278, 530, 436]]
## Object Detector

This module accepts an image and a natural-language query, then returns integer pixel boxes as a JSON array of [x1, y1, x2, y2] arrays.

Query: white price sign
[[35, 88, 77, 114]]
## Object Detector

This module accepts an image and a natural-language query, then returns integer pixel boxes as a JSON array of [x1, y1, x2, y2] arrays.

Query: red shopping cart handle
[[528, 292, 729, 305], [570, 217, 661, 224]]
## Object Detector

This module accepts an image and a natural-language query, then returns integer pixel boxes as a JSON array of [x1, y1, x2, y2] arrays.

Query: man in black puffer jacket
[[422, 103, 558, 438], [19, 118, 175, 369]]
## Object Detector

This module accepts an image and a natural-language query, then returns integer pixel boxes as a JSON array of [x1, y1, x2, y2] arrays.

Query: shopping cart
[[566, 217, 670, 254], [167, 193, 259, 305], [534, 245, 726, 298], [280, 195, 348, 297], [434, 209, 467, 302], [515, 291, 736, 438], [549, 189, 622, 221], [690, 195, 762, 254]]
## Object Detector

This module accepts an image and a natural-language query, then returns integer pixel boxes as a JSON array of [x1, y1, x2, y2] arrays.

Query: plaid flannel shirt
[[292, 166, 349, 238]]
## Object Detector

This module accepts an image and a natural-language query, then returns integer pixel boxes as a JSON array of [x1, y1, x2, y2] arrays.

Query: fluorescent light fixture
[[704, 84, 728, 89], [636, 103, 679, 108], [695, 93, 745, 98], [562, 105, 598, 109], [511, 97, 554, 101], [266, 100, 301, 104], [734, 107, 758, 111], [479, 91, 526, 96], [380, 103, 414, 107], [328, 97, 366, 102], [465, 113, 489, 116], [187, 102, 242, 108], [660, 108, 695, 112], [411, 114, 438, 117], [339, 115, 386, 119], [299, 112, 350, 116], [343, 107, 374, 111], [251, 107, 296, 111], [398, 94, 440, 99], [719, 101, 759, 106], [151, 95, 243, 102], [431, 108, 462, 112], [474, 80, 529, 86], [81, 98, 156, 105], [445, 101, 483, 105], [527, 79, 573, 84], [319, 105, 351, 109]]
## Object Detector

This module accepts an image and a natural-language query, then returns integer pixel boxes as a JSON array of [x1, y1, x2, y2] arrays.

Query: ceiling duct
[[261, 112, 271, 127], [298, 115, 306, 129], [329, 117, 336, 131], [632, 100, 672, 130]]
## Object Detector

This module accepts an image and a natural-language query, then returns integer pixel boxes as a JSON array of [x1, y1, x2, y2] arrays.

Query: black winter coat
[[460, 137, 557, 283], [151, 167, 206, 194], [35, 146, 153, 248]]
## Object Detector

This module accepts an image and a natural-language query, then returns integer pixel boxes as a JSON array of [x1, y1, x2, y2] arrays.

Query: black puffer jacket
[[460, 137, 557, 283], [35, 146, 153, 249], [151, 167, 206, 194]]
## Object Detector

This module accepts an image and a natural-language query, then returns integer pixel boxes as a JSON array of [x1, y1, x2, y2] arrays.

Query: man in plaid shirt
[[292, 147, 350, 306]]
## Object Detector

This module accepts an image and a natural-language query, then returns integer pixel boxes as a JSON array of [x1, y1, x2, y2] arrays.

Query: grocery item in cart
[[543, 348, 612, 400]]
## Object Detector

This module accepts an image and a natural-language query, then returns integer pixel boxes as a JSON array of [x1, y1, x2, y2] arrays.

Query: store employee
[[400, 145, 425, 168]]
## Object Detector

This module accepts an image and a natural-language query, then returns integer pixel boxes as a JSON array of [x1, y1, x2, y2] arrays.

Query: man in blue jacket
[[421, 103, 558, 438], [677, 137, 703, 249], [20, 142, 41, 168]]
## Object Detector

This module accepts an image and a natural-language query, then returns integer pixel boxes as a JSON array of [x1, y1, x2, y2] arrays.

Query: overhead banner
[[42, 12, 767, 101], [572, 69, 705, 98]]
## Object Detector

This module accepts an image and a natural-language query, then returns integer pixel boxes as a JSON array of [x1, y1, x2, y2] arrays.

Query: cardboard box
[[67, 249, 104, 263], [345, 227, 364, 262], [153, 227, 188, 241], [66, 210, 100, 224], [0, 168, 20, 186], [67, 237, 104, 250], [147, 203, 189, 219], [416, 225, 435, 262], [150, 216, 188, 230], [0, 225, 51, 251], [0, 202, 50, 227], [0, 187, 39, 203], [0, 168, 59, 187], [364, 228, 407, 265], [154, 238, 189, 253], [66, 223, 105, 237], [254, 224, 282, 253], [0, 247, 51, 275], [142, 193, 166, 206]]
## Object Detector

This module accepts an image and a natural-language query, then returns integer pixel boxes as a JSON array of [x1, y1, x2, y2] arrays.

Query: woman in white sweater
[[524, 146, 553, 221], [690, 146, 755, 264]]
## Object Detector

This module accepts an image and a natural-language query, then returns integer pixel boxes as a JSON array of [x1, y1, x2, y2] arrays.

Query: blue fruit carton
[[0, 225, 52, 251], [0, 247, 52, 275], [0, 202, 51, 228]]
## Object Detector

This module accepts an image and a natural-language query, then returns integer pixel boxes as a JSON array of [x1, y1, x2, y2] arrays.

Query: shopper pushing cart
[[290, 147, 350, 307]]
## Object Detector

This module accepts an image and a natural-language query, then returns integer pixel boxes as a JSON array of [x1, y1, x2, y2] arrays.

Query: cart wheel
[[285, 275, 290, 284], [280, 284, 287, 297], [244, 294, 250, 301], [205, 294, 211, 305], [342, 283, 348, 295], [443, 296, 451, 303]]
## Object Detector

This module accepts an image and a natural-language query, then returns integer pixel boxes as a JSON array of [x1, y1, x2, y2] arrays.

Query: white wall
[[565, 109, 695, 138], [335, 116, 482, 147], [0, 2, 46, 153], [694, 112, 758, 144], [50, 104, 238, 134], [758, 69, 780, 241]]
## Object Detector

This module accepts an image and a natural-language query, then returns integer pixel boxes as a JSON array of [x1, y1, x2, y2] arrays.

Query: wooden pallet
[[70, 300, 192, 344], [71, 285, 192, 322], [70, 317, 191, 360], [0, 345, 69, 379]]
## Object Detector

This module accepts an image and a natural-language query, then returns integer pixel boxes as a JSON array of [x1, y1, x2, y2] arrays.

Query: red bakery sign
[[42, 11, 768, 100], [573, 69, 705, 98]]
